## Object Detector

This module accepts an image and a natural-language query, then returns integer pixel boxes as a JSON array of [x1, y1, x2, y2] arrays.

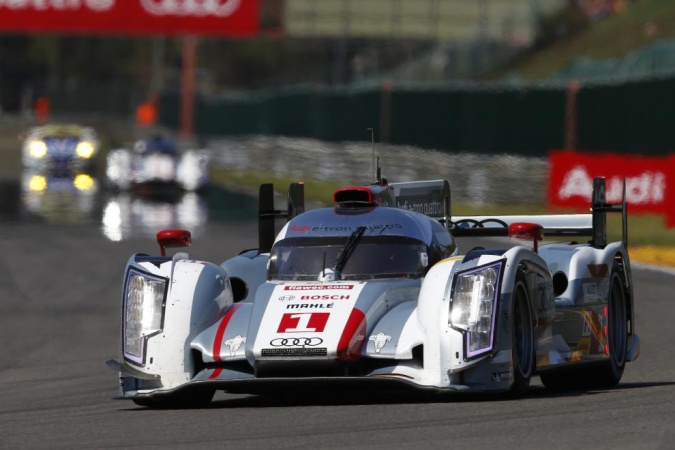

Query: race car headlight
[[75, 141, 96, 159], [123, 269, 167, 365], [28, 175, 48, 192], [28, 140, 48, 159], [450, 261, 503, 358]]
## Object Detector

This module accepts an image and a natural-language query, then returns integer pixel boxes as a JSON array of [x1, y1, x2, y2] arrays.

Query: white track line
[[632, 262, 675, 277]]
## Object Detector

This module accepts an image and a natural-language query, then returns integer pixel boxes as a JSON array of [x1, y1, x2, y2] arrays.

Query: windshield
[[268, 236, 428, 280], [135, 138, 178, 155]]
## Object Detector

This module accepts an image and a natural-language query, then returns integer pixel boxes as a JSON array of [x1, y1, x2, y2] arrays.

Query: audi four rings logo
[[270, 337, 323, 347], [278, 295, 295, 302], [141, 0, 242, 17]]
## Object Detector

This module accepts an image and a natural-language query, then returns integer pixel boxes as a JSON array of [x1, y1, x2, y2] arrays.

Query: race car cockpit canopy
[[134, 136, 178, 155], [268, 206, 457, 280]]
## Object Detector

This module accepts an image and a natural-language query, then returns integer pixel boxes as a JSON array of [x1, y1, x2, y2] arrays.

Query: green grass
[[209, 168, 345, 205], [502, 0, 675, 80], [210, 168, 675, 246]]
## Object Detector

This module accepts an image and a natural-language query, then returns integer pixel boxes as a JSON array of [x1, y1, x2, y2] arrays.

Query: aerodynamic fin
[[389, 180, 451, 229], [591, 176, 627, 248], [258, 182, 305, 253]]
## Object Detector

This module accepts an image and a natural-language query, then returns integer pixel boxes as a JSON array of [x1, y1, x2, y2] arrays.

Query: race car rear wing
[[258, 182, 305, 253], [390, 177, 627, 249]]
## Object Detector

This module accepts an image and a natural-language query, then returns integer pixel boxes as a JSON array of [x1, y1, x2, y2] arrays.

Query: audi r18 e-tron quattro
[[107, 176, 639, 408]]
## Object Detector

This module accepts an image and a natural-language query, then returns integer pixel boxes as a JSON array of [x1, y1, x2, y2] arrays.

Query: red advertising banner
[[548, 150, 675, 227], [0, 0, 259, 36]]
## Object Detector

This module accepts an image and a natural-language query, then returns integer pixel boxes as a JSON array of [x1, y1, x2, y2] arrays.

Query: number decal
[[277, 313, 330, 333]]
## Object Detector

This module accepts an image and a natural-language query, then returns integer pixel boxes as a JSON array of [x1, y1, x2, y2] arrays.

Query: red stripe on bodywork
[[337, 308, 367, 361], [212, 305, 241, 363], [208, 305, 241, 380]]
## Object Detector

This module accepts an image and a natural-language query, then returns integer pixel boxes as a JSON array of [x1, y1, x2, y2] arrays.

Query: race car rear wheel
[[508, 278, 535, 397], [540, 266, 628, 391], [594, 268, 628, 387]]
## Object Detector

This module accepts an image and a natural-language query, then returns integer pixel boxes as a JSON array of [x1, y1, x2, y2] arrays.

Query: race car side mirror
[[508, 222, 544, 253], [157, 229, 192, 256]]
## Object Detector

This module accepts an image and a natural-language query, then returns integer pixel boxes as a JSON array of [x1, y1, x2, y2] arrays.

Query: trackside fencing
[[157, 74, 675, 158]]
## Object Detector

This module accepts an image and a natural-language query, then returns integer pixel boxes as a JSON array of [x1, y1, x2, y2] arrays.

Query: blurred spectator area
[[0, 0, 647, 120], [279, 0, 570, 82], [283, 0, 565, 42], [574, 0, 633, 20]]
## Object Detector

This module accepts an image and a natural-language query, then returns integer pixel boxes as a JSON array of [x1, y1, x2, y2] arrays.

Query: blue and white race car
[[107, 176, 639, 407], [22, 124, 99, 174]]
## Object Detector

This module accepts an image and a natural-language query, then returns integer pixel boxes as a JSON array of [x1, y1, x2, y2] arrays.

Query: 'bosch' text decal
[[300, 294, 350, 300]]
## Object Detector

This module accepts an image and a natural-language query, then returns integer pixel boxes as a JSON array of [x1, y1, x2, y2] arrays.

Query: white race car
[[107, 177, 639, 408], [106, 136, 209, 193]]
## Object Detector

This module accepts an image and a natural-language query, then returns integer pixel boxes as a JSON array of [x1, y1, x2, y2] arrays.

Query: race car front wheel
[[507, 277, 535, 397]]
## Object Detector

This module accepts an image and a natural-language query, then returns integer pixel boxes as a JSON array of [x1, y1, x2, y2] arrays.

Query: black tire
[[132, 388, 215, 409], [507, 278, 535, 397], [540, 267, 628, 391], [592, 268, 628, 387]]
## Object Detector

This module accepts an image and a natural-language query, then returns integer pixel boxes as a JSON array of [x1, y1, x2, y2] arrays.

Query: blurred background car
[[105, 135, 209, 194], [21, 124, 99, 175]]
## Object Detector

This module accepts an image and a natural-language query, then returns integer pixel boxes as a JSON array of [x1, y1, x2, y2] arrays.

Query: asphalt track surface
[[1, 220, 675, 450]]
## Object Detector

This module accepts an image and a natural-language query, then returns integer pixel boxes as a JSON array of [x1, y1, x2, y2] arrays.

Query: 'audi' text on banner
[[548, 150, 675, 227], [0, 0, 259, 36]]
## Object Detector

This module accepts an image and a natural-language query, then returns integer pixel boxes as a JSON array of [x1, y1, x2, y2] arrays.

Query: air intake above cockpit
[[333, 185, 394, 207]]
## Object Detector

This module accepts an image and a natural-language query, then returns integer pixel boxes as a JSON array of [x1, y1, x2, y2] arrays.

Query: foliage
[[501, 0, 675, 80]]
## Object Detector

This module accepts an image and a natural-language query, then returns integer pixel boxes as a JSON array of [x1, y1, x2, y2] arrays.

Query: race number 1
[[277, 313, 329, 333]]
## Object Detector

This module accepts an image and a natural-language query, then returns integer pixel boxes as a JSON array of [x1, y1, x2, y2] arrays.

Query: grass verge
[[500, 0, 675, 80]]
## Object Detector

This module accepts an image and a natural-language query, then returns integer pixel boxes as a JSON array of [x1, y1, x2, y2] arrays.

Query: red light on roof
[[157, 229, 192, 256], [508, 222, 544, 253]]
